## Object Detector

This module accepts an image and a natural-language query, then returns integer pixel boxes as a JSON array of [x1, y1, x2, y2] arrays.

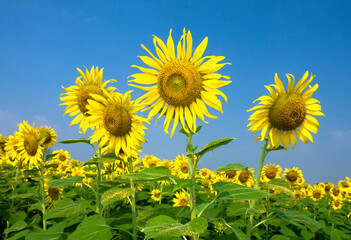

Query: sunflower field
[[1, 29, 350, 240]]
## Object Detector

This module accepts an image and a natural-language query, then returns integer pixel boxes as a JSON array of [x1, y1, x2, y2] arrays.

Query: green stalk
[[185, 129, 197, 221], [246, 134, 269, 240], [40, 163, 47, 231], [128, 157, 137, 240], [96, 148, 102, 215]]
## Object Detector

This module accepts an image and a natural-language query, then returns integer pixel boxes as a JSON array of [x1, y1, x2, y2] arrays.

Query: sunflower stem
[[96, 148, 102, 215], [40, 163, 47, 231], [128, 157, 137, 240], [246, 134, 269, 240], [185, 128, 197, 221]]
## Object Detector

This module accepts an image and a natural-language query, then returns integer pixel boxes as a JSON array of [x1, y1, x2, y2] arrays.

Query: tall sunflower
[[129, 28, 231, 137], [86, 91, 148, 157], [247, 71, 324, 150], [59, 66, 117, 134], [15, 121, 44, 168]]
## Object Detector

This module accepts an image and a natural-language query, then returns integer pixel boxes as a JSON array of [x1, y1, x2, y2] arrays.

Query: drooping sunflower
[[86, 91, 148, 157], [172, 191, 190, 207], [39, 126, 57, 149], [247, 71, 324, 150], [15, 121, 44, 168], [261, 163, 282, 183], [129, 28, 231, 137], [60, 66, 117, 134], [282, 167, 305, 187]]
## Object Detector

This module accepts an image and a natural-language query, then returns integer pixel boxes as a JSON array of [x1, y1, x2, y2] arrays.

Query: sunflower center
[[48, 187, 60, 198], [43, 132, 52, 144], [286, 171, 298, 182], [77, 85, 104, 114], [225, 170, 236, 179], [313, 191, 321, 199], [59, 155, 66, 162], [333, 187, 340, 196], [180, 198, 188, 205], [269, 93, 306, 131], [103, 106, 132, 137], [266, 169, 277, 179], [239, 171, 250, 183], [149, 162, 157, 168], [334, 200, 340, 207], [181, 164, 189, 174], [158, 59, 203, 106], [24, 135, 38, 156]]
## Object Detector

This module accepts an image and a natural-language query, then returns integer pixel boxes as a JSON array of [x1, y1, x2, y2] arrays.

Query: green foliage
[[213, 182, 269, 200], [195, 138, 235, 159]]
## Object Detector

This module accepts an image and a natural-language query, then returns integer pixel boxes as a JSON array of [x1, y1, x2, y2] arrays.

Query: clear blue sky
[[1, 0, 350, 184]]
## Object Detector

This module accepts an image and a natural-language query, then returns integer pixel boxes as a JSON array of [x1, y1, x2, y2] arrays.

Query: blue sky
[[1, 0, 350, 184]]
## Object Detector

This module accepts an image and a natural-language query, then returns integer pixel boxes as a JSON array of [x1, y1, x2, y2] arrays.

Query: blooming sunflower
[[331, 198, 343, 210], [282, 167, 305, 187], [4, 132, 22, 166], [247, 71, 324, 150], [308, 185, 325, 201], [52, 149, 71, 166], [129, 28, 231, 137], [15, 121, 44, 168], [173, 154, 190, 179], [142, 155, 161, 168], [261, 163, 282, 183], [172, 191, 190, 207], [150, 189, 161, 202], [86, 91, 148, 157], [60, 66, 117, 134], [0, 134, 8, 156], [236, 168, 255, 187], [39, 126, 57, 149]]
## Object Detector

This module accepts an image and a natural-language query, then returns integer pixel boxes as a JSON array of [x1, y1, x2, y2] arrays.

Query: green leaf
[[270, 235, 290, 240], [172, 179, 193, 192], [267, 145, 284, 152], [215, 163, 246, 172], [331, 227, 350, 240], [120, 166, 171, 181], [301, 228, 315, 240], [67, 215, 112, 240], [48, 176, 84, 187], [45, 153, 58, 161], [44, 198, 91, 220], [227, 223, 246, 240], [6, 229, 31, 240], [101, 187, 132, 208], [195, 138, 235, 159], [213, 182, 269, 201], [26, 221, 66, 240], [4, 220, 27, 234], [59, 138, 91, 144], [144, 215, 208, 239], [273, 209, 323, 232]]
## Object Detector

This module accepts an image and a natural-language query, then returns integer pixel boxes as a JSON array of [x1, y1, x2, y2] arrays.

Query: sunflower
[[308, 185, 325, 201], [142, 155, 161, 168], [235, 168, 255, 187], [172, 191, 190, 207], [39, 126, 57, 149], [247, 71, 324, 150], [199, 168, 214, 180], [282, 167, 305, 187], [52, 149, 70, 166], [86, 91, 148, 157], [4, 132, 23, 166], [261, 163, 282, 183], [60, 66, 117, 134], [0, 134, 8, 156], [150, 189, 161, 202], [331, 198, 343, 210], [173, 154, 190, 179], [129, 28, 231, 137], [15, 121, 44, 168]]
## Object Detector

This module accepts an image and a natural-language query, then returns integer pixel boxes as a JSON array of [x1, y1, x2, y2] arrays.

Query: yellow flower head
[[173, 154, 190, 179], [248, 71, 324, 150], [172, 191, 190, 207], [39, 126, 57, 149], [142, 155, 161, 168], [4, 132, 23, 166], [235, 168, 255, 187], [86, 91, 148, 158], [129, 28, 231, 137], [60, 66, 117, 134], [308, 185, 325, 201], [150, 189, 161, 202], [282, 167, 305, 187], [261, 163, 282, 183], [52, 149, 71, 166], [16, 121, 44, 168], [331, 198, 343, 210]]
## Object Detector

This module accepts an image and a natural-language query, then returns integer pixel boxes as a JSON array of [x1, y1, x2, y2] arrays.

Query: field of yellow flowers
[[1, 29, 350, 240]]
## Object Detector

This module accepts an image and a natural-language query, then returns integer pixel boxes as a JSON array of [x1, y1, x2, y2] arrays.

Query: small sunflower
[[324, 182, 334, 195], [235, 168, 255, 187], [60, 66, 117, 134], [282, 167, 305, 187], [39, 126, 57, 149], [0, 134, 8, 156], [331, 198, 343, 210], [4, 132, 23, 166], [199, 168, 214, 180], [142, 155, 161, 168], [172, 191, 190, 207], [129, 28, 231, 137], [173, 154, 190, 179], [150, 189, 161, 202], [308, 185, 325, 201], [52, 149, 70, 166], [247, 71, 324, 150], [261, 163, 282, 183], [86, 91, 148, 157], [15, 121, 44, 168], [160, 159, 174, 175]]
